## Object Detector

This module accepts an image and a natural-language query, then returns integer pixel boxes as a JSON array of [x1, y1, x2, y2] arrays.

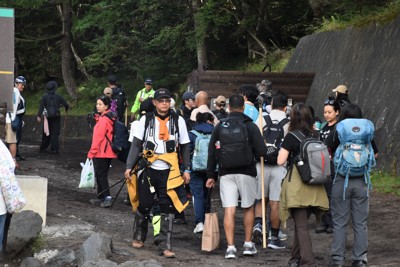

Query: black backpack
[[105, 112, 130, 163], [263, 116, 289, 164], [46, 94, 60, 118], [112, 87, 127, 120], [217, 118, 253, 169]]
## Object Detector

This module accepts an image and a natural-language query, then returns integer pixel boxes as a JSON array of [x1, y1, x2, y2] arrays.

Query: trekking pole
[[257, 95, 267, 249], [125, 106, 128, 127], [61, 110, 68, 151], [96, 177, 126, 197], [110, 178, 127, 208]]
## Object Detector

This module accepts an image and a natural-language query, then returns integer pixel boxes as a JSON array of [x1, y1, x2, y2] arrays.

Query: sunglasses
[[324, 99, 335, 105], [156, 99, 171, 103]]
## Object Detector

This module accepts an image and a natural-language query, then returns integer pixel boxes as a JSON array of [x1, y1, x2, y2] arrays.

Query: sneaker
[[193, 222, 204, 233], [327, 261, 345, 267], [287, 258, 300, 267], [315, 224, 327, 233], [252, 223, 262, 245], [268, 230, 288, 241], [352, 260, 368, 267], [243, 242, 257, 256], [267, 238, 285, 249], [100, 196, 112, 208], [225, 246, 237, 259]]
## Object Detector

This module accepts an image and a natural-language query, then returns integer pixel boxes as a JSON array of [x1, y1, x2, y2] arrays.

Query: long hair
[[338, 103, 363, 121], [288, 103, 315, 136]]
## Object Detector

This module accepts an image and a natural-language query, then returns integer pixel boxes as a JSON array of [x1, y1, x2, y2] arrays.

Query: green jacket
[[279, 165, 329, 226], [131, 87, 155, 115]]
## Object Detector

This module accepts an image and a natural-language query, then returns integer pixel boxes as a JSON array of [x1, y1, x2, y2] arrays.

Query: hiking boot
[[252, 223, 262, 245], [243, 242, 257, 256], [326, 227, 334, 234], [225, 246, 237, 259], [100, 196, 112, 208], [267, 238, 285, 249], [132, 240, 144, 249], [268, 230, 287, 241], [162, 249, 175, 258], [193, 222, 204, 233], [352, 260, 368, 267], [315, 224, 327, 233]]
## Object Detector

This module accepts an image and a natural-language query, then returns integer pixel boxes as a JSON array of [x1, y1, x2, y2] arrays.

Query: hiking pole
[[110, 177, 127, 208], [125, 106, 128, 127], [61, 110, 68, 151], [96, 177, 126, 197], [257, 95, 267, 249]]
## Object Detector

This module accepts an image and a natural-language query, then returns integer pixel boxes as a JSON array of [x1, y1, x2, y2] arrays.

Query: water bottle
[[297, 160, 304, 167]]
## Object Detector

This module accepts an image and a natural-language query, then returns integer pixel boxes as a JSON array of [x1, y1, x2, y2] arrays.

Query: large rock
[[19, 257, 45, 267], [7, 210, 43, 256], [285, 15, 400, 174], [77, 232, 113, 266]]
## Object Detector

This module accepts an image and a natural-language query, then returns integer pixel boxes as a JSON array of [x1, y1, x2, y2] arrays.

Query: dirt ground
[[4, 137, 400, 267]]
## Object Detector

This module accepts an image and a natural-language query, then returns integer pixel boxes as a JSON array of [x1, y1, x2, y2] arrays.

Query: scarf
[[156, 116, 170, 141]]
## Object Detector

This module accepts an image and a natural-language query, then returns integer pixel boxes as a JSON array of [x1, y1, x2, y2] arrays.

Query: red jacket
[[87, 111, 117, 159]]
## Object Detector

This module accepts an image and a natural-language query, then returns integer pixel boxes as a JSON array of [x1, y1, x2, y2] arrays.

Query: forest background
[[3, 0, 400, 115]]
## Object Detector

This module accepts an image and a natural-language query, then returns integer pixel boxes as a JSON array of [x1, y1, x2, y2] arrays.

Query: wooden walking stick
[[257, 95, 267, 248], [125, 106, 128, 127]]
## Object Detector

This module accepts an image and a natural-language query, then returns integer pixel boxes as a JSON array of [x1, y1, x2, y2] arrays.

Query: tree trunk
[[58, 1, 77, 100], [192, 0, 208, 71]]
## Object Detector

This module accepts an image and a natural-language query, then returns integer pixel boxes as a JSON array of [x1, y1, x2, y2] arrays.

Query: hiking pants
[[331, 174, 369, 264], [321, 162, 335, 228], [40, 117, 61, 151], [0, 214, 5, 253], [93, 158, 112, 199], [189, 171, 210, 224], [290, 208, 316, 267]]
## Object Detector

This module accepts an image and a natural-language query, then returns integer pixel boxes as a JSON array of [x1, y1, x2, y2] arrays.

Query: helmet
[[15, 76, 27, 84]]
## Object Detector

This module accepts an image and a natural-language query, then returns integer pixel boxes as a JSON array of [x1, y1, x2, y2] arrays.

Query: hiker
[[206, 94, 267, 259], [176, 91, 196, 129], [131, 78, 155, 121], [277, 103, 329, 267], [238, 84, 259, 122], [315, 97, 340, 235], [37, 81, 69, 154], [107, 75, 127, 123], [87, 96, 117, 208], [124, 88, 191, 258], [252, 91, 290, 249], [190, 91, 219, 125], [326, 103, 378, 267], [5, 76, 26, 164], [332, 85, 351, 108], [257, 79, 274, 116], [188, 112, 215, 234], [212, 95, 228, 120]]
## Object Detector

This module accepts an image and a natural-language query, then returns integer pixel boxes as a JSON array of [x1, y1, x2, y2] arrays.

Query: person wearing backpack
[[332, 85, 351, 109], [325, 104, 378, 267], [206, 94, 267, 259], [315, 97, 340, 235], [277, 103, 329, 267], [107, 75, 127, 123], [212, 95, 228, 120], [124, 88, 191, 258], [36, 81, 69, 154], [252, 91, 289, 249], [188, 112, 214, 234], [87, 96, 117, 208]]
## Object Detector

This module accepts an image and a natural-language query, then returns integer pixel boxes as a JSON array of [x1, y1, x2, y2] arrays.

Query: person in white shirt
[[190, 91, 219, 125]]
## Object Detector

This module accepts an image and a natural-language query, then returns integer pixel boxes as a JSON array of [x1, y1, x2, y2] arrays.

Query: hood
[[193, 122, 214, 134]]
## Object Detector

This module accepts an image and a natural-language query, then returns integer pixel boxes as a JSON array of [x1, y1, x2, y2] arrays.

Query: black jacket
[[37, 92, 69, 118], [207, 112, 267, 179]]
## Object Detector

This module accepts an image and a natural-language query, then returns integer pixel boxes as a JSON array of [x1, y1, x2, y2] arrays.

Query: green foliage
[[28, 234, 47, 254], [371, 170, 400, 196]]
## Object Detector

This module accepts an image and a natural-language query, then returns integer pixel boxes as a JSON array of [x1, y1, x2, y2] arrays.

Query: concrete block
[[16, 175, 48, 226]]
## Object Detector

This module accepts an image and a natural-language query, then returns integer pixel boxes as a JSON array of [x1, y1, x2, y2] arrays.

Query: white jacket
[[5, 87, 21, 123], [0, 141, 16, 215]]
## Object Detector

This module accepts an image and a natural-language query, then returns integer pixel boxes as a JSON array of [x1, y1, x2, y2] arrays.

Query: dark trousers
[[93, 158, 112, 199], [321, 162, 334, 228], [2, 213, 12, 254], [290, 208, 316, 267], [40, 117, 61, 151], [16, 116, 23, 156]]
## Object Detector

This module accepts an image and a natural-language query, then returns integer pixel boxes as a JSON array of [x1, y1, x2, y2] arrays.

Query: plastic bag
[[79, 158, 95, 188], [0, 174, 27, 213]]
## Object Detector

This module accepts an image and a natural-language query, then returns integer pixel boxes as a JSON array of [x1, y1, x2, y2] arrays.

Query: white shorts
[[219, 173, 257, 208], [256, 163, 287, 201]]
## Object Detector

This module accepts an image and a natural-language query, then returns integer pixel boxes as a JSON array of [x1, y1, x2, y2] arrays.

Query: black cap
[[107, 74, 117, 84], [144, 78, 153, 85], [139, 98, 155, 115], [154, 88, 172, 100], [46, 81, 58, 92]]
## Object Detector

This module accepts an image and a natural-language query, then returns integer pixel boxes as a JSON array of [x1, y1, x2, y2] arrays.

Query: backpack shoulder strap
[[278, 118, 290, 127], [190, 129, 201, 137], [290, 130, 305, 143]]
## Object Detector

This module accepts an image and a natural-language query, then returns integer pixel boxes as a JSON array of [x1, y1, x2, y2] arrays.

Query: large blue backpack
[[334, 118, 376, 198], [190, 130, 211, 172]]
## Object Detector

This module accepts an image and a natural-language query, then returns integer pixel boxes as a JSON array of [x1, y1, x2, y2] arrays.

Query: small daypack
[[105, 112, 130, 162], [46, 94, 60, 118], [190, 130, 211, 172], [290, 131, 331, 185], [263, 115, 289, 164], [217, 118, 253, 169], [334, 118, 376, 198]]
